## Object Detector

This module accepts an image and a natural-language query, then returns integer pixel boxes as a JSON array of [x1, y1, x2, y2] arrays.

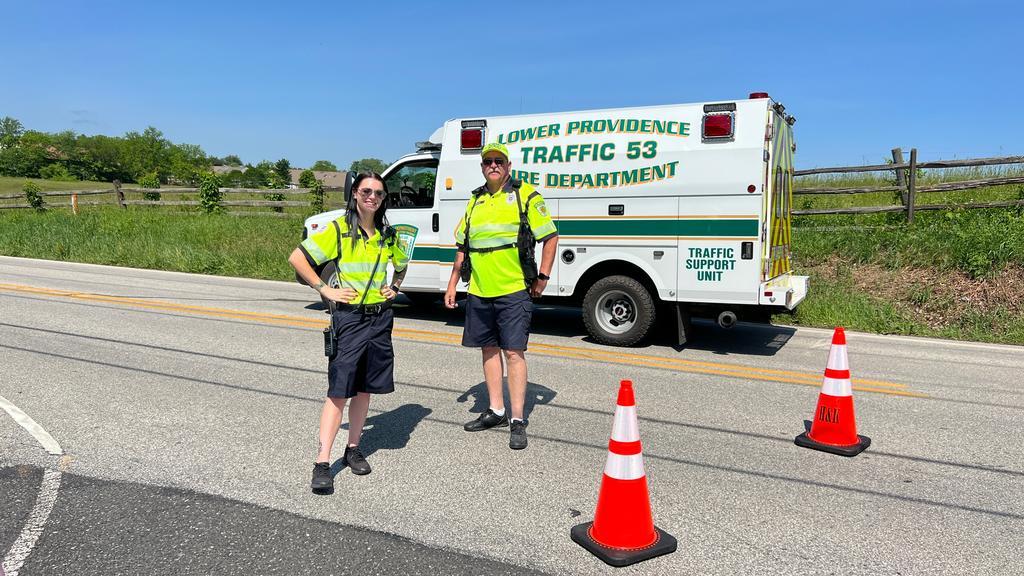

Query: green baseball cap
[[480, 142, 509, 159]]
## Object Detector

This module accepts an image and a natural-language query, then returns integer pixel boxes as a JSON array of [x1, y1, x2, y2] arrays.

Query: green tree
[[166, 143, 208, 186], [274, 158, 292, 185], [309, 178, 325, 213], [39, 163, 77, 181], [220, 169, 244, 188], [23, 181, 44, 211], [139, 171, 161, 201], [310, 160, 338, 172], [298, 169, 317, 189], [349, 158, 387, 174], [223, 154, 243, 166], [198, 173, 223, 213], [0, 131, 53, 177], [265, 172, 286, 212], [1, 117, 25, 149]]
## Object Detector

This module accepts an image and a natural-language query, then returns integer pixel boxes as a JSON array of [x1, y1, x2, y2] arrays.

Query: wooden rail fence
[[792, 150, 1024, 222], [0, 182, 324, 217]]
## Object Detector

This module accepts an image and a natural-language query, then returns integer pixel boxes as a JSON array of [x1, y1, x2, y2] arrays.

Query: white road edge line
[[2, 469, 61, 576], [0, 394, 64, 576], [0, 395, 62, 455]]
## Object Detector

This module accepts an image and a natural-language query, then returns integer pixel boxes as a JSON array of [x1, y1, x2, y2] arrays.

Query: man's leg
[[504, 349, 527, 420], [482, 346, 505, 412], [464, 346, 510, 431]]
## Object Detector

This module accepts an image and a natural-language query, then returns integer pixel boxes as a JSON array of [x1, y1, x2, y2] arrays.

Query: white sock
[[490, 407, 506, 417], [510, 417, 523, 423]]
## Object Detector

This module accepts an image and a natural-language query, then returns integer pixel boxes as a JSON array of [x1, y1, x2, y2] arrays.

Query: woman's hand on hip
[[380, 286, 398, 301], [320, 286, 358, 303]]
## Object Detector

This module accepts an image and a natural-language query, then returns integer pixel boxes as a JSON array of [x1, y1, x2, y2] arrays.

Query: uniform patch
[[392, 223, 419, 257], [535, 200, 548, 217]]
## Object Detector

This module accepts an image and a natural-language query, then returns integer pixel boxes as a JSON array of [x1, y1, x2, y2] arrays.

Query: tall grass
[[0, 208, 302, 280]]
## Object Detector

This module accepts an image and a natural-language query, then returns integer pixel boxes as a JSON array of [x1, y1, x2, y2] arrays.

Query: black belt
[[335, 300, 392, 314]]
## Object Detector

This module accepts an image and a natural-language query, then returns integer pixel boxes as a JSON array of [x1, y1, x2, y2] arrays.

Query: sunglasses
[[482, 157, 507, 166], [357, 188, 386, 198]]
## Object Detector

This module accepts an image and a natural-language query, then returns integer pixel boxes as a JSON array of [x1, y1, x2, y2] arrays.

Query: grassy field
[[2, 173, 1023, 345], [783, 166, 1024, 343], [0, 176, 347, 215]]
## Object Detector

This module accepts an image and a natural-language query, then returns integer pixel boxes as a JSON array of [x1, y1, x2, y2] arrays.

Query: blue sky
[[2, 0, 1020, 169]]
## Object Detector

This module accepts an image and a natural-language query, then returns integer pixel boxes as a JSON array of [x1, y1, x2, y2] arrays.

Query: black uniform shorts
[[327, 308, 395, 399], [462, 290, 533, 351]]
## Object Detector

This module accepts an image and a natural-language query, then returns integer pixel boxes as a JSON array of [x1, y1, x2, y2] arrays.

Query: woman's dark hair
[[345, 171, 390, 238]]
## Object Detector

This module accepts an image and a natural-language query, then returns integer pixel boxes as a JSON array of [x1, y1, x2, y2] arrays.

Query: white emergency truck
[[302, 92, 808, 346]]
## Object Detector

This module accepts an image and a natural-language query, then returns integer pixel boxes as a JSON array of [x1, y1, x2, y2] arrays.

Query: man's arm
[[530, 234, 558, 298], [444, 250, 466, 309]]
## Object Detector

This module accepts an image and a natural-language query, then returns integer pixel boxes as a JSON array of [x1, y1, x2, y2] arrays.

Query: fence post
[[891, 148, 907, 207], [71, 193, 79, 215], [114, 180, 126, 209], [906, 148, 917, 223]]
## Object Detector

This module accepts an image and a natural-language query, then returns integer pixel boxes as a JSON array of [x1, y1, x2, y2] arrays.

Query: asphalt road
[[1, 255, 1021, 575]]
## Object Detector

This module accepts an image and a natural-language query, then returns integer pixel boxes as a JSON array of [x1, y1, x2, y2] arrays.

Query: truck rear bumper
[[759, 274, 809, 310]]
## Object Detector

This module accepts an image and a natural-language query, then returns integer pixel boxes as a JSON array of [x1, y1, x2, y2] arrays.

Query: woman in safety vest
[[288, 172, 410, 493]]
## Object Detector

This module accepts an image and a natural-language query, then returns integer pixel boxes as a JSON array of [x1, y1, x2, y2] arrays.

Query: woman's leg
[[346, 392, 371, 447], [316, 397, 347, 462]]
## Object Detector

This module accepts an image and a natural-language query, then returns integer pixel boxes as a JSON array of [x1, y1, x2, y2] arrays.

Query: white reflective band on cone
[[604, 452, 646, 480], [826, 345, 849, 371], [611, 406, 640, 442], [821, 376, 853, 397]]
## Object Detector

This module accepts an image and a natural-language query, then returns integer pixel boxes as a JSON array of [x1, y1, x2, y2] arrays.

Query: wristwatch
[[390, 284, 401, 293], [537, 273, 550, 281]]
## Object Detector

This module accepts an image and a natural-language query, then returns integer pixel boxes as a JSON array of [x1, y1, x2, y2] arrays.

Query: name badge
[[507, 193, 515, 204]]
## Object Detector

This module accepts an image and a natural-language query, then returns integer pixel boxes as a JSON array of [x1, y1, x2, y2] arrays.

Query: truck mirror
[[344, 171, 356, 203]]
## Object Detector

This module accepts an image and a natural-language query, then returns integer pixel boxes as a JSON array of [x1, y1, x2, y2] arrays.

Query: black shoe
[[509, 420, 528, 450], [464, 409, 510, 432], [343, 446, 371, 475], [311, 462, 333, 492]]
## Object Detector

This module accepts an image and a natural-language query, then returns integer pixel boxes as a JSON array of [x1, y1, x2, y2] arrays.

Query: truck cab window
[[385, 161, 438, 209]]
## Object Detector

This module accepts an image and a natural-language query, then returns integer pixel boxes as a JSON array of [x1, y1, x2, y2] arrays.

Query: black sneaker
[[509, 420, 528, 450], [311, 462, 333, 492], [463, 409, 510, 432], [343, 446, 371, 475]]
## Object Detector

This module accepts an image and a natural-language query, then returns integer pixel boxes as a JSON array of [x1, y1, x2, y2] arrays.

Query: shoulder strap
[[331, 220, 342, 263], [461, 195, 482, 253], [355, 237, 384, 308]]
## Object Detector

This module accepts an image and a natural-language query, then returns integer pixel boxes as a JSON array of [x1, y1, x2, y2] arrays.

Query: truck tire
[[318, 261, 340, 308], [582, 275, 656, 346]]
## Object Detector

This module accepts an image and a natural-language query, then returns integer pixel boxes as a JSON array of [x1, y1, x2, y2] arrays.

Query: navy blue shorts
[[327, 308, 395, 399], [462, 290, 533, 351]]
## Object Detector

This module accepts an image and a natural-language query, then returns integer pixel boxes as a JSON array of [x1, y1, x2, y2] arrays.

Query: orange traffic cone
[[571, 380, 677, 567], [795, 327, 871, 456]]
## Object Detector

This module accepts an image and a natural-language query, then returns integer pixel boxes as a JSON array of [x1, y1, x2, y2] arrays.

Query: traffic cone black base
[[795, 432, 871, 457], [571, 522, 678, 568]]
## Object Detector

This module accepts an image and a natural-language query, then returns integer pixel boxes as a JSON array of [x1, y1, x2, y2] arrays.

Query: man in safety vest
[[444, 142, 559, 450]]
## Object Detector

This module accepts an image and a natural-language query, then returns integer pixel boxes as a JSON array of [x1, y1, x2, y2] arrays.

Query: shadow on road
[[338, 403, 432, 463], [306, 294, 797, 356], [456, 380, 557, 421]]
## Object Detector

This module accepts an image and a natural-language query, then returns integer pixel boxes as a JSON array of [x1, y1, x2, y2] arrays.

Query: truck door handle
[[432, 213, 439, 232]]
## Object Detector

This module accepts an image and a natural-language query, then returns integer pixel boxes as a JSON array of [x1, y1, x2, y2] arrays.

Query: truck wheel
[[318, 261, 340, 308], [582, 275, 656, 346]]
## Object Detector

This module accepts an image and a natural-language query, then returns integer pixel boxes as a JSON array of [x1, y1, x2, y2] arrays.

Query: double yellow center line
[[0, 282, 924, 398]]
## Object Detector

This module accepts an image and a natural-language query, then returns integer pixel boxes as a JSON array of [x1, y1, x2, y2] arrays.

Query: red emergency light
[[461, 128, 483, 150], [749, 92, 770, 99], [702, 113, 734, 142]]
